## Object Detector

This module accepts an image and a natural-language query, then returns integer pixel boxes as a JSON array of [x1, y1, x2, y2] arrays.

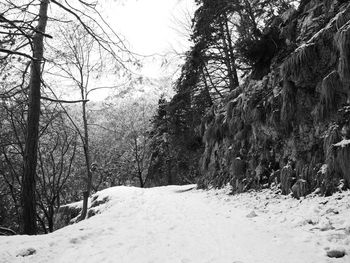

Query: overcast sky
[[101, 0, 196, 79], [104, 0, 195, 55], [51, 0, 197, 101]]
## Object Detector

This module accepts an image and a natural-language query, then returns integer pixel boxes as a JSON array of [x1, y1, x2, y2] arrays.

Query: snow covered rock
[[246, 210, 258, 218], [54, 201, 82, 230], [16, 248, 36, 257], [291, 179, 307, 199]]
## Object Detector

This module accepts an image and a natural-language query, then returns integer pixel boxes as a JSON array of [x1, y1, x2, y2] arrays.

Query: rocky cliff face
[[199, 0, 350, 197]]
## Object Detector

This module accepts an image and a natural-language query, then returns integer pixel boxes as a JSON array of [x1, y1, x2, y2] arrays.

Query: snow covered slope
[[0, 185, 349, 263]]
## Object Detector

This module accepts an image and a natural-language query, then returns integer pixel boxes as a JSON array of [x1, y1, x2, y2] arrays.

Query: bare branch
[[0, 48, 34, 60], [41, 96, 89, 104], [86, 84, 127, 96]]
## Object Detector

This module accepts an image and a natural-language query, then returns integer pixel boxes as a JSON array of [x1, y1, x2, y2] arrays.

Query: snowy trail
[[0, 185, 349, 263]]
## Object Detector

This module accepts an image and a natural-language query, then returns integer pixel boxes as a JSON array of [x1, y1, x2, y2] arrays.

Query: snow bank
[[0, 185, 349, 263]]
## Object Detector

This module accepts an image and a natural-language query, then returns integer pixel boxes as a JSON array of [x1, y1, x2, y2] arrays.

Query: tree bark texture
[[22, 0, 49, 235]]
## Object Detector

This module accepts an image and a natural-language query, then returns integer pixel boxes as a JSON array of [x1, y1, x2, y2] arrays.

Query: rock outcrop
[[199, 0, 350, 196], [53, 202, 82, 230], [54, 193, 110, 230]]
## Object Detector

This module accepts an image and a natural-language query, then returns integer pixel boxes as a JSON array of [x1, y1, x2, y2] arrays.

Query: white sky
[[104, 0, 195, 55], [46, 0, 196, 101], [103, 0, 196, 79]]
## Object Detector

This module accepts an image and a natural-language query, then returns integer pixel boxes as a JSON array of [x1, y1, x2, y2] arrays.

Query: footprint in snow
[[70, 238, 80, 244]]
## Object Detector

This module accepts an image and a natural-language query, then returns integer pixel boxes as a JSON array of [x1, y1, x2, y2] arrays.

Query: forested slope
[[149, 0, 350, 197]]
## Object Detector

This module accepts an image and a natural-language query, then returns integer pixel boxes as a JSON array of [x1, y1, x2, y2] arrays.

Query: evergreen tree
[[147, 0, 296, 186]]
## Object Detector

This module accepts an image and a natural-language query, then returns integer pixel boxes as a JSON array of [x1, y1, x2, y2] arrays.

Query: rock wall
[[199, 0, 350, 196]]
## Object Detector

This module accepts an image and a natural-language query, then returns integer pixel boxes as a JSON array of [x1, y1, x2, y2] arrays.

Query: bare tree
[[98, 97, 155, 187], [36, 114, 78, 233], [0, 0, 132, 234], [0, 97, 26, 232], [47, 22, 125, 220]]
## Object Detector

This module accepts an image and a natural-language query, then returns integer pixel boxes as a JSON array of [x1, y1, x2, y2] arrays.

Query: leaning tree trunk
[[22, 0, 49, 235]]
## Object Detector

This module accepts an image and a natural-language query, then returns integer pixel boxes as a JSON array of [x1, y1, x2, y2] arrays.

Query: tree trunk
[[22, 0, 49, 235], [224, 18, 239, 88], [134, 137, 144, 188], [219, 18, 238, 91], [138, 170, 144, 188], [80, 100, 92, 220], [201, 68, 214, 105], [204, 64, 224, 98], [166, 143, 173, 185], [48, 205, 54, 232], [167, 157, 173, 185]]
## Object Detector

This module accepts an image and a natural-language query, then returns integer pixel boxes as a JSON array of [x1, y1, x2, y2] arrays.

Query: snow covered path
[[0, 185, 349, 263]]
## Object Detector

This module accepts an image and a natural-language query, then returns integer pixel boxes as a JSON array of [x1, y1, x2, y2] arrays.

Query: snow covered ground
[[0, 185, 349, 263]]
